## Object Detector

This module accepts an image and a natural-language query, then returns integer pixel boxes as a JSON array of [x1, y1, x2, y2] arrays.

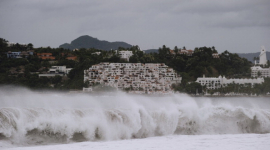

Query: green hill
[[59, 35, 132, 51]]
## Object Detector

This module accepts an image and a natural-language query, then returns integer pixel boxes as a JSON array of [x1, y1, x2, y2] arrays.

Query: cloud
[[0, 0, 269, 53], [167, 0, 270, 28]]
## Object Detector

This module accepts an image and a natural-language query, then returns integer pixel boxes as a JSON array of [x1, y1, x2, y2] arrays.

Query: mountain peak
[[59, 35, 132, 51]]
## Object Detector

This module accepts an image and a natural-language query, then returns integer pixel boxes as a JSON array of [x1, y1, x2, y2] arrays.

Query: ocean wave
[[0, 88, 270, 146]]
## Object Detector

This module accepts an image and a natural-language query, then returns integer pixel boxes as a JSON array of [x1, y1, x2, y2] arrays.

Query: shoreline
[[190, 95, 270, 98], [69, 91, 270, 97]]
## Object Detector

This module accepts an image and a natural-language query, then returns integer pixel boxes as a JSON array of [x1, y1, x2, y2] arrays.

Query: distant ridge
[[59, 35, 132, 51], [237, 52, 270, 63], [143, 49, 158, 54]]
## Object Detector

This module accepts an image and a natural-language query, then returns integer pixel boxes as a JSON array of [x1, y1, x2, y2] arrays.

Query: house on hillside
[[20, 50, 34, 58], [39, 66, 72, 77], [61, 53, 77, 61], [72, 48, 79, 52], [6, 51, 21, 58], [7, 50, 34, 58], [119, 51, 133, 61], [212, 53, 219, 58], [37, 53, 55, 60], [92, 52, 101, 55]]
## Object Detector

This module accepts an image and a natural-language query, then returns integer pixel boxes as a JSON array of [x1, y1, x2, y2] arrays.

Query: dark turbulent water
[[0, 87, 270, 147]]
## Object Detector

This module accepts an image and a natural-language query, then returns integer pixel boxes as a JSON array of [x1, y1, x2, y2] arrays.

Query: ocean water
[[1, 86, 270, 149]]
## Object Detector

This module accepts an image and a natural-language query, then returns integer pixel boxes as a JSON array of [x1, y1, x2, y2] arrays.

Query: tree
[[257, 71, 262, 77], [129, 55, 138, 63], [185, 82, 202, 94], [51, 75, 62, 84], [212, 46, 217, 53], [27, 43, 34, 50], [174, 46, 178, 54], [0, 38, 8, 49]]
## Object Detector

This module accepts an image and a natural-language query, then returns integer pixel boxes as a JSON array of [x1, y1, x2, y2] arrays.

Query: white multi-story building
[[84, 63, 182, 94], [212, 53, 219, 58], [49, 66, 72, 74], [196, 75, 264, 89], [179, 49, 193, 56], [251, 46, 269, 78], [119, 51, 133, 61], [39, 66, 73, 77], [92, 52, 101, 55], [251, 66, 270, 77]]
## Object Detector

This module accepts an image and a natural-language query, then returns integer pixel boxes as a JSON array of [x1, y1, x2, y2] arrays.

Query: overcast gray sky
[[0, 0, 269, 53]]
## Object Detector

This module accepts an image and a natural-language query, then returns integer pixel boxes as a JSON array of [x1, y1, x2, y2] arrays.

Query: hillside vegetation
[[1, 38, 269, 95]]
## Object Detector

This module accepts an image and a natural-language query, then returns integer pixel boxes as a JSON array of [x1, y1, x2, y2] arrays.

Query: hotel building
[[196, 75, 264, 89], [84, 63, 182, 94]]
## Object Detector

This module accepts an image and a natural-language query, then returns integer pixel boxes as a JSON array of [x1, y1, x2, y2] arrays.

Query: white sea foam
[[0, 86, 270, 147], [3, 134, 270, 150]]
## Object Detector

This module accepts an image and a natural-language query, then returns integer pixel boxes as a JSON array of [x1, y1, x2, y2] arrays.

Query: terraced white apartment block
[[84, 63, 182, 94]]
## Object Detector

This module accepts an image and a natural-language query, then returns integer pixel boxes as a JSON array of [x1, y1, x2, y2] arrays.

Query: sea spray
[[0, 86, 270, 147]]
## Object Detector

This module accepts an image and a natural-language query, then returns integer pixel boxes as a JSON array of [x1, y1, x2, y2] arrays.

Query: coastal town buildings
[[49, 66, 72, 74], [20, 50, 34, 57], [37, 53, 55, 60], [196, 75, 264, 89], [179, 49, 193, 56], [251, 46, 269, 78], [6, 51, 34, 58], [84, 63, 182, 94], [251, 66, 270, 77], [61, 53, 77, 61], [212, 53, 219, 58], [39, 66, 72, 77], [6, 52, 21, 58], [119, 51, 133, 61], [92, 52, 101, 55]]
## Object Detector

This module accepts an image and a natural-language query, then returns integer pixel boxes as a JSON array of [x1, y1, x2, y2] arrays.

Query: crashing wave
[[0, 87, 270, 146]]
